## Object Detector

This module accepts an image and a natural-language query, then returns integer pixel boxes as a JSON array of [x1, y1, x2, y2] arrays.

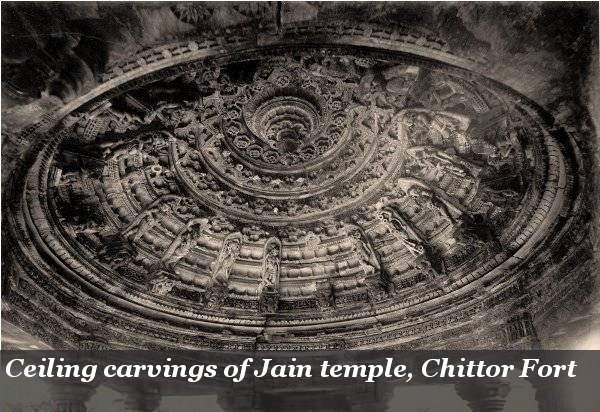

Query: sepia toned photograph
[[1, 1, 599, 411]]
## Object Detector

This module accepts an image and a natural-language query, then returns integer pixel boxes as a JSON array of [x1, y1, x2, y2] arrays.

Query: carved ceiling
[[2, 24, 591, 350]]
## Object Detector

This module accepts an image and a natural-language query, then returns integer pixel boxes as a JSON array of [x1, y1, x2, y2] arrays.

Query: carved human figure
[[379, 210, 425, 257], [211, 234, 242, 286], [260, 238, 281, 293], [205, 291, 224, 309], [314, 280, 335, 310], [163, 229, 198, 269], [123, 204, 170, 244], [392, 110, 469, 149], [350, 229, 381, 277], [92, 105, 144, 135], [426, 76, 488, 113], [357, 66, 401, 110], [349, 225, 395, 296], [405, 147, 480, 202], [304, 232, 321, 249], [161, 219, 208, 269]]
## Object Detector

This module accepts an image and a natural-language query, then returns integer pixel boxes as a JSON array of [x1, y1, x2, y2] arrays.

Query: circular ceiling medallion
[[4, 32, 581, 350]]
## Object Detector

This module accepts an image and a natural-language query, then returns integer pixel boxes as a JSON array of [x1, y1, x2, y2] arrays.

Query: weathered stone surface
[[1, 2, 597, 351]]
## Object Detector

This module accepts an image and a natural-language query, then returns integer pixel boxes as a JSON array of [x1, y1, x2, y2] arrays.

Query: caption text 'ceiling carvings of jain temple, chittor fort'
[[1, 2, 598, 350]]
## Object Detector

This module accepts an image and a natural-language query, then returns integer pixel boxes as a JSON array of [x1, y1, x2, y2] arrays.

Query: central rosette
[[170, 55, 406, 225], [251, 94, 321, 153], [222, 64, 349, 169]]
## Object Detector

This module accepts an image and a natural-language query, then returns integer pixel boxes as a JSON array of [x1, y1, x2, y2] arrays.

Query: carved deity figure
[[140, 135, 170, 164], [426, 76, 488, 113], [405, 147, 481, 202], [315, 281, 335, 310], [81, 104, 145, 137], [350, 228, 381, 277], [304, 232, 321, 249], [204, 233, 242, 309], [397, 109, 471, 154], [123, 205, 169, 244], [409, 147, 470, 177], [161, 218, 209, 269], [205, 289, 226, 309], [210, 233, 242, 286], [260, 238, 281, 293], [379, 209, 425, 257], [348, 225, 394, 296]]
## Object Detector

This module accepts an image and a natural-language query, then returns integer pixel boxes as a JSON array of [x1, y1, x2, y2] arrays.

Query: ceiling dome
[[3, 25, 584, 350]]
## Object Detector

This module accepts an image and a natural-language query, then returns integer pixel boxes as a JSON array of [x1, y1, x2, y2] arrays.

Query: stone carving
[[406, 186, 458, 225], [203, 233, 242, 309], [161, 218, 208, 270], [405, 146, 480, 203], [98, 234, 135, 270], [375, 207, 441, 288], [259, 238, 281, 293], [351, 227, 381, 277], [122, 200, 173, 244], [378, 209, 426, 258], [424, 74, 490, 113], [209, 232, 242, 286], [396, 109, 471, 152], [8, 37, 575, 351], [170, 4, 214, 25], [258, 237, 281, 314], [149, 275, 175, 296], [198, 233, 236, 308]]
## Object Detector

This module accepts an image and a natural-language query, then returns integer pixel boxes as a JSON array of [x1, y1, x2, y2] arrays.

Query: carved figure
[[350, 228, 381, 277], [259, 238, 281, 293], [161, 218, 209, 269], [123, 208, 163, 243], [150, 275, 175, 296], [379, 209, 425, 257], [407, 186, 457, 224], [122, 196, 180, 243], [210, 233, 242, 285]]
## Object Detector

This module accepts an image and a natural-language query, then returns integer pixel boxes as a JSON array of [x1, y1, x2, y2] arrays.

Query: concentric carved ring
[[3, 35, 580, 351]]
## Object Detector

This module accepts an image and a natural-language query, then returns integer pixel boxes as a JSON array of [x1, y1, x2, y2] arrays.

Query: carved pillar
[[528, 377, 575, 412], [47, 380, 96, 412], [122, 389, 162, 412], [455, 379, 511, 412]]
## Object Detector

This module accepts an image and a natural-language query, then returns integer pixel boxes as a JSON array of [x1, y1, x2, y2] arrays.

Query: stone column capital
[[47, 380, 97, 412], [122, 389, 162, 412], [455, 379, 511, 412]]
